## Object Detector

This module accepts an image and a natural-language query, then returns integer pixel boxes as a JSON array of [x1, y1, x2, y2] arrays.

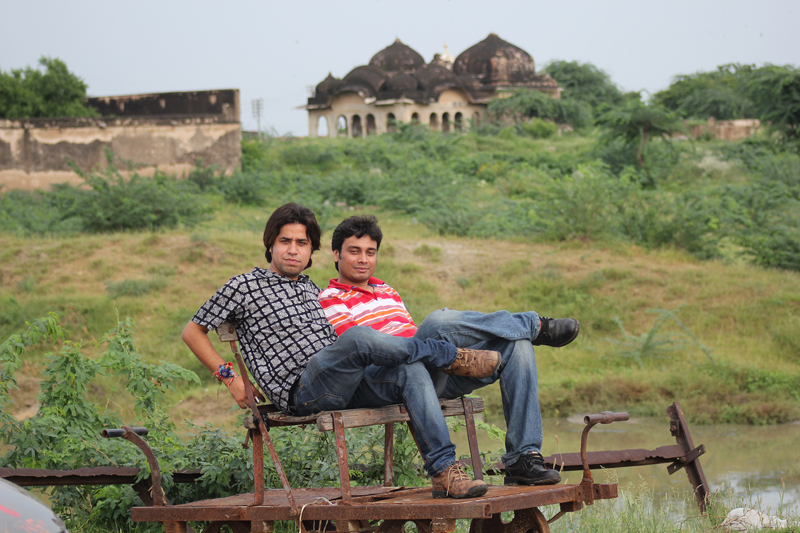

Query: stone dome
[[341, 65, 386, 95], [369, 39, 425, 73], [453, 33, 537, 85], [315, 73, 343, 96], [385, 72, 419, 92], [415, 63, 455, 91], [454, 75, 481, 90]]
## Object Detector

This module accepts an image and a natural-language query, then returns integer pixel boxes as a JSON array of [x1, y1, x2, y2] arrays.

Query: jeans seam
[[429, 329, 531, 342]]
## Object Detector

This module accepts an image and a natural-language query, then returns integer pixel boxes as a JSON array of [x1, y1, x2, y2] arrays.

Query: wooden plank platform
[[131, 483, 617, 523]]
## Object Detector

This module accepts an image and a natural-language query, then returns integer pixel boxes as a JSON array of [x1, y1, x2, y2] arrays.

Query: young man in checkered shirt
[[319, 215, 581, 487], [183, 203, 505, 499]]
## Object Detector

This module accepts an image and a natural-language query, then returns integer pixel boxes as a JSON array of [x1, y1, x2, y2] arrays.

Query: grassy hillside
[[2, 129, 799, 429], [2, 206, 798, 428]]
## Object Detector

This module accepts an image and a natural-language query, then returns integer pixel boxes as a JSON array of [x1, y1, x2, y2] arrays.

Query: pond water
[[454, 414, 800, 514]]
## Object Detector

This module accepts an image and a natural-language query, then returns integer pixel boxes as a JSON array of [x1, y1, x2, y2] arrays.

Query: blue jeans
[[293, 326, 458, 476], [414, 309, 543, 467]]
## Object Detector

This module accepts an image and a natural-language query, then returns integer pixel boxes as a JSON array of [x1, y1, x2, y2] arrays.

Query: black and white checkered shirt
[[192, 267, 337, 412]]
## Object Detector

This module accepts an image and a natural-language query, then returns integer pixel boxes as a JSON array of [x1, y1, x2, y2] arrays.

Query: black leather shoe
[[532, 317, 580, 347], [504, 452, 561, 486]]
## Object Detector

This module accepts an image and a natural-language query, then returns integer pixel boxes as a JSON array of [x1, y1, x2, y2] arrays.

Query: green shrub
[[218, 171, 268, 205], [278, 142, 340, 169], [519, 118, 558, 139], [530, 163, 626, 241], [0, 154, 211, 235], [241, 138, 275, 172], [186, 159, 219, 191], [76, 170, 210, 233]]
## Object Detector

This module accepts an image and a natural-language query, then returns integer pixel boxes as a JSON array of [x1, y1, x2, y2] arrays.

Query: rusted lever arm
[[579, 411, 629, 504], [103, 426, 166, 507]]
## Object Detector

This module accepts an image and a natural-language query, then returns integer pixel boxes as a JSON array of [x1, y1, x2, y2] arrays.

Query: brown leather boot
[[440, 348, 501, 378], [431, 463, 488, 499]]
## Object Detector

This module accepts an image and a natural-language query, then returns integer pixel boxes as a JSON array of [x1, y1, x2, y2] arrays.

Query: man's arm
[[182, 320, 263, 409]]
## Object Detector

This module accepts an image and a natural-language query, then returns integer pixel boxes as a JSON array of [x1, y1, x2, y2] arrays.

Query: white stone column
[[308, 112, 318, 138]]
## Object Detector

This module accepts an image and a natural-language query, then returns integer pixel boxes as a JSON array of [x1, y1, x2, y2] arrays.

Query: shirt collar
[[328, 276, 384, 292], [255, 266, 310, 283]]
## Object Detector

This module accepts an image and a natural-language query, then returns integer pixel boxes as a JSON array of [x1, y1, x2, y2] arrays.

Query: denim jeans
[[414, 309, 543, 467], [293, 326, 458, 476]]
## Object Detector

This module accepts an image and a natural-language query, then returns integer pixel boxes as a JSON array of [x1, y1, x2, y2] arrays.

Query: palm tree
[[599, 99, 684, 169]]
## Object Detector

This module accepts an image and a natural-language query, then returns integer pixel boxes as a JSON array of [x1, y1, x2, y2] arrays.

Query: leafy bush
[[519, 118, 558, 139], [0, 314, 430, 526], [487, 88, 592, 129], [530, 163, 627, 241], [75, 170, 210, 233], [186, 159, 219, 191], [218, 171, 268, 205], [241, 138, 275, 172], [0, 153, 211, 235]]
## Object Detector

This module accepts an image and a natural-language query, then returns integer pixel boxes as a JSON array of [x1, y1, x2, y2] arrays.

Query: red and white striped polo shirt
[[319, 277, 417, 338]]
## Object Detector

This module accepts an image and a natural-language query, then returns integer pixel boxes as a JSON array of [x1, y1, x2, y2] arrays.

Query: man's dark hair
[[263, 203, 321, 269], [331, 215, 383, 272]]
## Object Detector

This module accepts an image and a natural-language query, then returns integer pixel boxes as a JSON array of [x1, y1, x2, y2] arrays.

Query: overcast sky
[[1, 0, 797, 135]]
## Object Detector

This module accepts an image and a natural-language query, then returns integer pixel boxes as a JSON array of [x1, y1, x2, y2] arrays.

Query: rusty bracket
[[667, 444, 706, 475], [548, 500, 583, 524], [579, 411, 629, 505]]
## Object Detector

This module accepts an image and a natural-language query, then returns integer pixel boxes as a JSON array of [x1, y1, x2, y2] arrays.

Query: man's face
[[268, 223, 312, 280], [334, 235, 378, 288]]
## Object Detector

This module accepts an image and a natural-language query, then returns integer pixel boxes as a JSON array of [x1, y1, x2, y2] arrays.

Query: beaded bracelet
[[222, 375, 238, 388], [213, 362, 236, 382]]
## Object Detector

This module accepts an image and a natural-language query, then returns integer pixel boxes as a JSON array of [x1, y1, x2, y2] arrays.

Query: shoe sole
[[432, 484, 489, 499], [504, 473, 562, 486], [442, 352, 502, 379], [533, 320, 580, 348]]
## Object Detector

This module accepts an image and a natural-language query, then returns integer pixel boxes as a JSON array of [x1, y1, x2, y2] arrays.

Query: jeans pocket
[[295, 390, 348, 415]]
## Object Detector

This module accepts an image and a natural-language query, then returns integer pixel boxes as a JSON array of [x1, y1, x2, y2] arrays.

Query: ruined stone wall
[[87, 89, 239, 122], [689, 118, 761, 141], [0, 89, 241, 191]]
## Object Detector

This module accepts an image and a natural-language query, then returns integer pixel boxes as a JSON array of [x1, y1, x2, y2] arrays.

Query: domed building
[[305, 35, 561, 137]]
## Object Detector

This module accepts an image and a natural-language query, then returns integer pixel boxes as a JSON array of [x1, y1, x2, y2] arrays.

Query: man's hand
[[183, 320, 266, 410], [227, 377, 266, 409]]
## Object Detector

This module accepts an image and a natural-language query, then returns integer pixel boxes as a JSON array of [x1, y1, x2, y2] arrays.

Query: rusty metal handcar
[[116, 411, 624, 533], [118, 321, 607, 533]]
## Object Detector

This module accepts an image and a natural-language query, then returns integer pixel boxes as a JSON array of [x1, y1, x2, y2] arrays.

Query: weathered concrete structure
[[305, 34, 560, 138], [0, 89, 241, 191], [688, 117, 761, 141]]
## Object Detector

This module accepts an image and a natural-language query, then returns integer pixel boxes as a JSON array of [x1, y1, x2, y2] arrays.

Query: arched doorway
[[454, 112, 463, 132], [318, 115, 329, 137], [352, 115, 362, 138], [337, 116, 348, 137], [429, 113, 439, 132], [411, 112, 420, 125], [387, 113, 396, 133], [442, 112, 450, 133], [366, 114, 376, 136]]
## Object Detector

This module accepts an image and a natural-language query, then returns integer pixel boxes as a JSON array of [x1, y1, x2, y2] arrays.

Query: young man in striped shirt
[[319, 215, 580, 486]]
